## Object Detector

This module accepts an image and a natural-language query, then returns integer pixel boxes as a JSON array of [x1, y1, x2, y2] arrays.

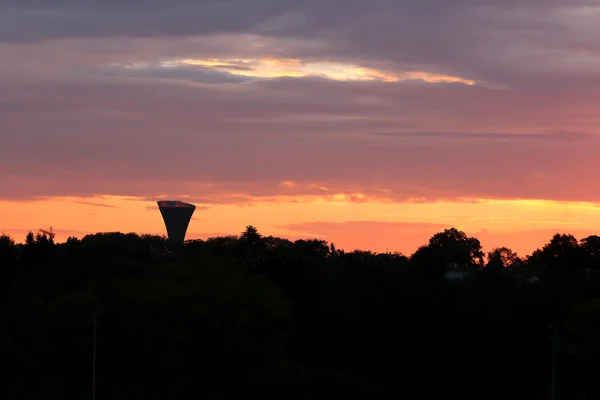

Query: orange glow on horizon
[[2, 194, 600, 257]]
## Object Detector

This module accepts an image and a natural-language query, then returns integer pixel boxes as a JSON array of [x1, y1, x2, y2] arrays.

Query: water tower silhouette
[[157, 200, 196, 243]]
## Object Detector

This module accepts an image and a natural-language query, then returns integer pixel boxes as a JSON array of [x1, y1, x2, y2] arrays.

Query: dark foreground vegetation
[[2, 226, 600, 399]]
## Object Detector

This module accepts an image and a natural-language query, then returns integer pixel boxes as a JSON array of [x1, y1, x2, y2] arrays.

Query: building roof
[[157, 200, 196, 208]]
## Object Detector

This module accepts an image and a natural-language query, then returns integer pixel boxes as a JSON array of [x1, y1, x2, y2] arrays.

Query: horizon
[[2, 2, 600, 255], [3, 194, 599, 258], [4, 229, 597, 260]]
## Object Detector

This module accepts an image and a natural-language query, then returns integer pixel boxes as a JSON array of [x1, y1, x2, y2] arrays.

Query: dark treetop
[[1, 227, 600, 399]]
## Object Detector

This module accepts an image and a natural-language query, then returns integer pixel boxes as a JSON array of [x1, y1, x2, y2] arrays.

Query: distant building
[[445, 262, 472, 281], [157, 200, 196, 244]]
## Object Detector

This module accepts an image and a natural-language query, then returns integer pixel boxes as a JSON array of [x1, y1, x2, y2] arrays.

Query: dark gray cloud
[[0, 0, 291, 42], [2, 0, 600, 91], [2, 0, 595, 44]]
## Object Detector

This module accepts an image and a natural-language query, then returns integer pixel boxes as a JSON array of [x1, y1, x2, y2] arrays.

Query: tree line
[[1, 227, 600, 399]]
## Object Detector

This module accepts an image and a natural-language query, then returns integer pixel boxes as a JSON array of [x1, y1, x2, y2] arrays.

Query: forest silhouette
[[2, 226, 600, 399]]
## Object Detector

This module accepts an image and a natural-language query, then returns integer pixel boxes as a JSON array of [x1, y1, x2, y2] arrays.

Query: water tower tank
[[157, 200, 196, 243]]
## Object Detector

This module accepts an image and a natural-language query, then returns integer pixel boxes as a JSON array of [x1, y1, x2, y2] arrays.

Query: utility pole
[[90, 311, 101, 400], [551, 322, 561, 400]]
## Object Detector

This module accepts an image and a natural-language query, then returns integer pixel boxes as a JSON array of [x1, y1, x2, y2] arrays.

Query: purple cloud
[[2, 0, 600, 205]]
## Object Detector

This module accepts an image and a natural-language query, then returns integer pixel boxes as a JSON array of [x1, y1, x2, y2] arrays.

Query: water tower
[[157, 200, 196, 243]]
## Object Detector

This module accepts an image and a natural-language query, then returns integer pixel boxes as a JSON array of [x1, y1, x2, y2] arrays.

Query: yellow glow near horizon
[[1, 194, 600, 256], [154, 57, 476, 85]]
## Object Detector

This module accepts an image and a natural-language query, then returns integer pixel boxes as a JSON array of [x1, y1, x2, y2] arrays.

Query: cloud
[[2, 77, 600, 204], [2, 0, 600, 209], [99, 62, 255, 85], [3, 1, 600, 89], [103, 58, 475, 85], [2, 1, 600, 94], [2, 1, 597, 44], [72, 200, 116, 208], [0, 0, 290, 42], [372, 131, 594, 141]]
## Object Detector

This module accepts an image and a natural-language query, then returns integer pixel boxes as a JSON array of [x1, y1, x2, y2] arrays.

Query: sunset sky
[[2, 1, 600, 257]]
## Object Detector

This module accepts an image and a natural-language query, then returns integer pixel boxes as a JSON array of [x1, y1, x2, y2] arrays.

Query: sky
[[2, 0, 600, 257]]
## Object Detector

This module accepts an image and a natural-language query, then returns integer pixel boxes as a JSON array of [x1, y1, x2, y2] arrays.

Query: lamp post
[[550, 322, 561, 400], [89, 311, 101, 400]]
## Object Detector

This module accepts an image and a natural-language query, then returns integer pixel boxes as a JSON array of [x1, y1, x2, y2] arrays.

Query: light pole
[[90, 311, 101, 400], [550, 322, 561, 400]]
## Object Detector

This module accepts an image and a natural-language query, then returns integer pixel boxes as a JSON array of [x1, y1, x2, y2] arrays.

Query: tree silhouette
[[240, 225, 261, 243], [0, 233, 16, 302], [428, 228, 484, 267], [1, 226, 600, 399], [486, 247, 521, 271], [580, 235, 600, 271]]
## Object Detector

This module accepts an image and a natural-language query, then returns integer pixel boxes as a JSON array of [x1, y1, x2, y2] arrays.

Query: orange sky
[[3, 3, 600, 258], [2, 195, 599, 257]]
